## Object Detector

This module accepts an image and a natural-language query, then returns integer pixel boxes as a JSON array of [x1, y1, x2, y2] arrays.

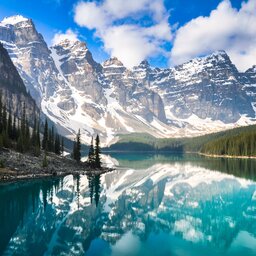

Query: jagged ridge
[[1, 15, 256, 145]]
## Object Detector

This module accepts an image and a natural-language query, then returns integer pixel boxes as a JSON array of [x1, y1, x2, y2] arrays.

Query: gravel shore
[[0, 148, 113, 182]]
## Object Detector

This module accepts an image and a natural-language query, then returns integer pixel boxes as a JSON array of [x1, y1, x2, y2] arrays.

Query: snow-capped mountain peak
[[1, 15, 256, 145], [1, 15, 29, 26], [103, 57, 124, 67]]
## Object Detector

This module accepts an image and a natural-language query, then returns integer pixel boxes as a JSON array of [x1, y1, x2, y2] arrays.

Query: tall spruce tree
[[94, 134, 101, 168], [42, 119, 48, 150], [17, 102, 26, 153], [12, 117, 17, 141], [32, 116, 37, 146], [7, 109, 12, 138], [61, 137, 64, 156], [2, 105, 7, 132], [73, 139, 77, 160], [73, 129, 81, 162], [54, 134, 60, 155], [88, 137, 95, 167], [36, 117, 40, 149]]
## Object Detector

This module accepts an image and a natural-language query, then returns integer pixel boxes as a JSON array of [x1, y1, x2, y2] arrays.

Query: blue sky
[[0, 0, 254, 70]]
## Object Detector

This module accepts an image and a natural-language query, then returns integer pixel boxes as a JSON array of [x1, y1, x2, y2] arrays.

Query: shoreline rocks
[[0, 148, 113, 182]]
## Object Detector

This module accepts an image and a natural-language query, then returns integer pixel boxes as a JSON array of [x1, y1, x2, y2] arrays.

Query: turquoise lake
[[1, 153, 256, 256]]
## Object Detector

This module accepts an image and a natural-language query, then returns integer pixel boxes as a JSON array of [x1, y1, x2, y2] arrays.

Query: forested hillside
[[201, 131, 256, 156], [105, 124, 256, 155]]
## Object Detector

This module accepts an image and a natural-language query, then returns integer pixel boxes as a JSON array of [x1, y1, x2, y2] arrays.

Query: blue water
[[1, 153, 256, 256]]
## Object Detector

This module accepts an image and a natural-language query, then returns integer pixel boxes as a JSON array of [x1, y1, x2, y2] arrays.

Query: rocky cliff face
[[1, 15, 256, 144], [135, 51, 254, 123], [0, 42, 38, 120], [0, 15, 65, 104]]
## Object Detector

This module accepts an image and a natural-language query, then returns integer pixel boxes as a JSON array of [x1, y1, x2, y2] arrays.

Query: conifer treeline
[[72, 131, 102, 168], [87, 134, 101, 168], [201, 131, 256, 156], [0, 91, 64, 156], [42, 119, 64, 155]]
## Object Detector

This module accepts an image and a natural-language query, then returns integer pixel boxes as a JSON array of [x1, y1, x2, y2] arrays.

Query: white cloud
[[52, 29, 79, 45], [74, 2, 108, 30], [171, 0, 256, 71], [73, 0, 172, 68]]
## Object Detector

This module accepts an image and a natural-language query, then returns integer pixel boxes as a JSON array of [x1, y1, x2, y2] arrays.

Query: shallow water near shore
[[1, 153, 256, 256]]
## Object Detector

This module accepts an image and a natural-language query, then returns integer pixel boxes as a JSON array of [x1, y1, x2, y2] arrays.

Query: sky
[[0, 0, 255, 70]]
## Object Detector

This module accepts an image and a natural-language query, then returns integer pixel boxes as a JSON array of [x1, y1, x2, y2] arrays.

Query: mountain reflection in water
[[0, 154, 256, 256]]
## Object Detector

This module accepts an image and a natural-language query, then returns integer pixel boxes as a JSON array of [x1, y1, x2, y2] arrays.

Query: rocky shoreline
[[199, 152, 256, 159], [0, 148, 113, 182]]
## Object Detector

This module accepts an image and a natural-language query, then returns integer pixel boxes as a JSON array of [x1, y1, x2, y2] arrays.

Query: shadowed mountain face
[[1, 155, 256, 256], [1, 16, 256, 144], [0, 43, 38, 120]]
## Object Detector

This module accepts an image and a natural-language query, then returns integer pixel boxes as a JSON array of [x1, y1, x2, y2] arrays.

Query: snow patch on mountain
[[1, 15, 29, 26]]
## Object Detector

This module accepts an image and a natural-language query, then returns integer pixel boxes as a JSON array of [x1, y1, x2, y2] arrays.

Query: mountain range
[[0, 15, 256, 145]]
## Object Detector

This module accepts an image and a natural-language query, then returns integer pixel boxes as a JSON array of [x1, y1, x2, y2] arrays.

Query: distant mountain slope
[[1, 15, 256, 145], [0, 42, 38, 120], [105, 124, 256, 154]]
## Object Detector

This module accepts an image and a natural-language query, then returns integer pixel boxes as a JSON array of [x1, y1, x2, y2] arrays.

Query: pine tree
[[24, 119, 30, 151], [61, 137, 64, 156], [73, 130, 81, 162], [12, 116, 17, 141], [42, 119, 48, 150], [50, 126, 54, 152], [73, 139, 77, 160], [36, 117, 40, 149], [76, 129, 81, 162], [42, 151, 48, 167], [2, 105, 7, 132], [48, 127, 52, 152], [7, 109, 12, 139], [31, 116, 37, 146], [54, 134, 60, 155], [21, 102, 26, 137], [17, 102, 26, 153], [88, 136, 95, 167], [94, 134, 101, 168]]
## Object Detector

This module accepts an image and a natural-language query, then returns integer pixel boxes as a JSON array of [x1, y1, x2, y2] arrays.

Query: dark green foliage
[[0, 91, 63, 157], [31, 116, 37, 147], [73, 129, 81, 162], [47, 126, 55, 152], [41, 119, 63, 156], [36, 116, 40, 149], [94, 135, 101, 168], [87, 173, 101, 206], [88, 137, 95, 167], [105, 125, 256, 155], [42, 119, 48, 150], [7, 110, 12, 139], [87, 134, 101, 168], [54, 134, 61, 155], [12, 117, 17, 141], [0, 158, 5, 168], [61, 137, 64, 156], [2, 105, 7, 132], [42, 152, 48, 168], [30, 116, 41, 156], [201, 131, 256, 156]]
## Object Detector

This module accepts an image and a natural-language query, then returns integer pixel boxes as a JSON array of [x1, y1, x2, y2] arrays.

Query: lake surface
[[1, 153, 256, 256]]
